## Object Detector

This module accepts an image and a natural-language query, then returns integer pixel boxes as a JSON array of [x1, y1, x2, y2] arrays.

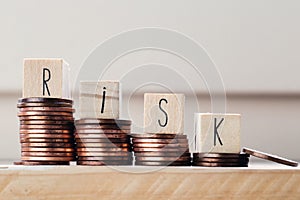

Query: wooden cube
[[79, 81, 119, 119], [144, 93, 184, 134], [23, 58, 70, 98], [194, 113, 241, 153]]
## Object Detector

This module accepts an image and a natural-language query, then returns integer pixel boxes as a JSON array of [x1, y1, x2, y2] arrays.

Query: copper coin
[[136, 156, 191, 162], [132, 138, 188, 144], [21, 147, 75, 152], [20, 125, 74, 130], [75, 133, 129, 139], [19, 107, 74, 112], [75, 138, 129, 143], [242, 147, 298, 167], [18, 111, 74, 117], [135, 152, 191, 157], [19, 98, 73, 104], [19, 116, 74, 121], [76, 129, 130, 134], [75, 125, 131, 130], [78, 156, 132, 161], [77, 160, 132, 166], [21, 152, 75, 157], [75, 119, 131, 125], [193, 157, 249, 163], [20, 129, 73, 134], [77, 152, 130, 157], [135, 161, 190, 166], [21, 156, 74, 161], [17, 102, 72, 108], [133, 147, 188, 152], [20, 134, 73, 139], [14, 161, 70, 165], [76, 147, 129, 152], [133, 143, 188, 148], [131, 134, 187, 139], [21, 143, 74, 148], [20, 120, 73, 125], [193, 153, 249, 159], [20, 138, 73, 143], [76, 142, 129, 148], [193, 162, 248, 167]]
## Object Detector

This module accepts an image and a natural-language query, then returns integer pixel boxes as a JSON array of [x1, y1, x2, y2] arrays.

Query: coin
[[19, 116, 74, 121], [20, 138, 74, 143], [193, 157, 249, 163], [20, 134, 73, 139], [135, 152, 191, 157], [133, 143, 188, 148], [21, 142, 74, 148], [18, 111, 74, 116], [75, 119, 131, 125], [75, 138, 129, 143], [76, 147, 129, 152], [242, 147, 298, 167], [20, 125, 74, 130], [135, 161, 190, 166], [136, 156, 191, 162], [14, 161, 70, 165], [132, 138, 188, 144], [21, 156, 74, 161], [19, 107, 74, 112], [133, 147, 188, 152], [76, 129, 130, 134], [75, 124, 131, 130], [21, 152, 75, 157], [20, 120, 73, 125], [131, 134, 187, 139], [193, 153, 249, 159], [192, 162, 248, 167], [77, 160, 132, 166], [17, 102, 72, 108], [77, 152, 130, 157], [19, 98, 72, 104], [21, 147, 75, 152], [77, 156, 132, 161], [76, 142, 129, 148], [20, 129, 73, 134], [75, 133, 129, 139]]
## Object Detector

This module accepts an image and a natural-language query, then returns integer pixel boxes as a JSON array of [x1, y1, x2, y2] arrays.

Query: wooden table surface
[[0, 163, 299, 200]]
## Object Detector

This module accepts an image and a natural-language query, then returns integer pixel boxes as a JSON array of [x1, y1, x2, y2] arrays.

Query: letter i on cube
[[194, 113, 241, 153], [79, 81, 120, 119]]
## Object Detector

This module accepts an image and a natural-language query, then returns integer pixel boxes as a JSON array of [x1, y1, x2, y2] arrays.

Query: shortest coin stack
[[192, 153, 249, 167], [16, 98, 76, 165], [132, 134, 191, 166], [75, 118, 132, 166]]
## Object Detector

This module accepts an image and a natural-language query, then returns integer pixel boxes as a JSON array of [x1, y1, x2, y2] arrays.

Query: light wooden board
[[0, 164, 299, 199]]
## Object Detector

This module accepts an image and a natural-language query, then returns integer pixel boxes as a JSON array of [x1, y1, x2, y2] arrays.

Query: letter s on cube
[[144, 93, 185, 134]]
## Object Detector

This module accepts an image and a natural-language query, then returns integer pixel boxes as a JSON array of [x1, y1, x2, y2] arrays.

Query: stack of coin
[[16, 98, 76, 165], [75, 119, 132, 166], [131, 134, 191, 166], [192, 153, 249, 167]]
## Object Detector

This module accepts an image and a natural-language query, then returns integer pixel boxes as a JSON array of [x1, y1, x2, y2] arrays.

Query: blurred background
[[0, 0, 300, 162]]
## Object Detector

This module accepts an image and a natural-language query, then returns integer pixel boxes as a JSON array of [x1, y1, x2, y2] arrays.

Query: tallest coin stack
[[16, 98, 76, 165]]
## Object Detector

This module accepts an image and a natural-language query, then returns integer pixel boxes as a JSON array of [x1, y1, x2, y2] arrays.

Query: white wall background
[[0, 0, 300, 161]]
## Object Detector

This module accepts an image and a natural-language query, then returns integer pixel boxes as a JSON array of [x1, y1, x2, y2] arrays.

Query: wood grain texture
[[0, 165, 299, 199], [79, 81, 119, 119], [194, 113, 241, 153], [144, 93, 185, 134], [23, 58, 70, 98]]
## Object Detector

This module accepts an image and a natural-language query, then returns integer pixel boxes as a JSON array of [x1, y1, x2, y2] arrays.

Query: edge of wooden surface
[[0, 164, 299, 200]]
